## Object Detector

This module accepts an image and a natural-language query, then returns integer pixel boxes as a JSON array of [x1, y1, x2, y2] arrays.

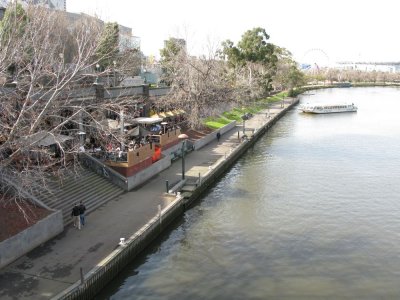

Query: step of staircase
[[32, 167, 125, 225]]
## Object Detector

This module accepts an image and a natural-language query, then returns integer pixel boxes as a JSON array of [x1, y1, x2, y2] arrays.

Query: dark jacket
[[79, 204, 86, 215], [71, 205, 80, 217]]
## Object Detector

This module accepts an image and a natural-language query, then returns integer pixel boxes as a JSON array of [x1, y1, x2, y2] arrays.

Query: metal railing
[[55, 195, 184, 300], [79, 153, 128, 191]]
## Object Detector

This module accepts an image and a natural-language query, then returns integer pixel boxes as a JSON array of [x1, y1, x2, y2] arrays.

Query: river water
[[98, 87, 400, 299]]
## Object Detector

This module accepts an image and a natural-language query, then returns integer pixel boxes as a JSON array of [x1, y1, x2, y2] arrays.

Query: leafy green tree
[[0, 3, 28, 79], [0, 2, 28, 43], [221, 27, 278, 98], [237, 27, 276, 66], [95, 22, 119, 70], [273, 46, 305, 92], [286, 65, 306, 94], [159, 38, 186, 85], [160, 38, 185, 64], [219, 39, 243, 68]]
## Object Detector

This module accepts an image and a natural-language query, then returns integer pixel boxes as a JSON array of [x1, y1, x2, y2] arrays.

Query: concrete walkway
[[0, 98, 296, 300]]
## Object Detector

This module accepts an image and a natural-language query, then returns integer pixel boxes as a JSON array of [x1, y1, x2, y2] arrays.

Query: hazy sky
[[67, 0, 399, 64]]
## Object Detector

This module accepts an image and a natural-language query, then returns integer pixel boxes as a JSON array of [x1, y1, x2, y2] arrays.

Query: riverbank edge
[[182, 99, 298, 208], [53, 98, 300, 300]]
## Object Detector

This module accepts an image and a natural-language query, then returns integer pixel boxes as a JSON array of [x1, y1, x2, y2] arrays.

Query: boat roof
[[303, 102, 355, 106]]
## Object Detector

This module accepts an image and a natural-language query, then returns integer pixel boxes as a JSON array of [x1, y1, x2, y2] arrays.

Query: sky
[[67, 0, 400, 65]]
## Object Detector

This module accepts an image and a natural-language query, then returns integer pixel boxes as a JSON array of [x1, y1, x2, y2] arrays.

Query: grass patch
[[222, 111, 242, 121], [205, 121, 225, 129], [203, 91, 290, 130], [204, 115, 233, 129]]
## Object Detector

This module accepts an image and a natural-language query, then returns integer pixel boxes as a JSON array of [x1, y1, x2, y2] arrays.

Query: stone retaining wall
[[127, 155, 171, 191], [193, 121, 236, 150], [0, 210, 63, 269]]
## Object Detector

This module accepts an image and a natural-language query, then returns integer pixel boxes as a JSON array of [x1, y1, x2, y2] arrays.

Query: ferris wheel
[[301, 48, 331, 70]]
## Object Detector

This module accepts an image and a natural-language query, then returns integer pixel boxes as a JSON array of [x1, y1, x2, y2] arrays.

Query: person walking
[[216, 132, 221, 143], [71, 203, 81, 230], [79, 200, 86, 227]]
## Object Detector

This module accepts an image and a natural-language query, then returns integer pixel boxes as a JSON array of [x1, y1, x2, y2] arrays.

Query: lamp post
[[161, 122, 168, 134], [178, 133, 189, 180], [113, 60, 117, 87], [241, 115, 246, 134]]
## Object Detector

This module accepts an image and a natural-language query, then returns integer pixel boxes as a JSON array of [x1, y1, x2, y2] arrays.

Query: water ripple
[[103, 87, 400, 299]]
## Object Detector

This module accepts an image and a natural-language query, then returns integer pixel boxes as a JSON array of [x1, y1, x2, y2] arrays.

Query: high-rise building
[[1, 0, 66, 11], [48, 0, 65, 10]]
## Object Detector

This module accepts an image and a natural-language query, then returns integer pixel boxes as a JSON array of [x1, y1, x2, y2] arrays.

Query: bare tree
[[0, 4, 136, 217], [159, 40, 236, 128]]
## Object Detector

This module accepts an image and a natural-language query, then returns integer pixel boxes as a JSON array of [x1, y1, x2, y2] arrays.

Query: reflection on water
[[99, 87, 400, 299]]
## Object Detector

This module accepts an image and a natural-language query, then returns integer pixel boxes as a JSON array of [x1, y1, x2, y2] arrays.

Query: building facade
[[335, 62, 400, 73], [1, 0, 65, 11]]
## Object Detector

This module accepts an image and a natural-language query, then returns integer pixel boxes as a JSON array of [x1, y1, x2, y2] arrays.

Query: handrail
[[80, 152, 126, 181], [79, 153, 128, 190]]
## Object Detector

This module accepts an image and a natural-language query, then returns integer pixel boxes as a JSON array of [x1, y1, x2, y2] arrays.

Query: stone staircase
[[32, 167, 125, 225]]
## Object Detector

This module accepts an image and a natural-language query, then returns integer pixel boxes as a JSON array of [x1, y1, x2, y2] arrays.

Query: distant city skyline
[[62, 0, 400, 64]]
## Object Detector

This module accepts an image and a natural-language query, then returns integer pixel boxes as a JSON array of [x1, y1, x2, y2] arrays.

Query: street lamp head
[[178, 133, 189, 140]]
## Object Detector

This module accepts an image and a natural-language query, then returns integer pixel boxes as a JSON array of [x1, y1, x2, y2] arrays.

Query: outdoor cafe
[[133, 117, 182, 150]]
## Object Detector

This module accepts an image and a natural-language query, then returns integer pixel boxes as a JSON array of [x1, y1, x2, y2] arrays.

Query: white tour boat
[[299, 103, 357, 114]]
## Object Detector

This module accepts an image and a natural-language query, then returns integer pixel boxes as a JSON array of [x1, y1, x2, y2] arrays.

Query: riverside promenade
[[0, 98, 298, 300]]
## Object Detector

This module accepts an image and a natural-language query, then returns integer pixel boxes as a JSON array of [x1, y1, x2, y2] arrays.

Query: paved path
[[0, 99, 295, 300]]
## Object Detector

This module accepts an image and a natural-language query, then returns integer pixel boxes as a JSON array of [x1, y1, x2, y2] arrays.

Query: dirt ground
[[185, 127, 214, 140], [0, 197, 51, 242]]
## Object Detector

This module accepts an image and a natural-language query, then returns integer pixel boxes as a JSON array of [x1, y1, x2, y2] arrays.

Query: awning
[[165, 111, 175, 117], [173, 109, 186, 115], [133, 117, 163, 125]]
